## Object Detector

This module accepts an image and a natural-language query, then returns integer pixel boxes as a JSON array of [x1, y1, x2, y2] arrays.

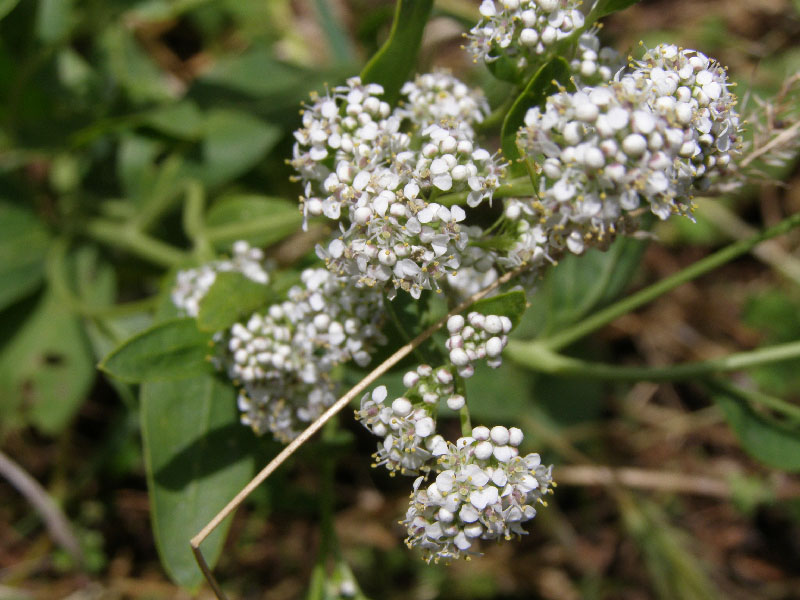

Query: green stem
[[506, 339, 800, 383], [437, 176, 535, 206], [85, 218, 189, 268], [455, 375, 471, 436], [539, 212, 800, 351], [182, 180, 214, 262], [204, 212, 303, 246], [319, 420, 341, 561], [705, 377, 800, 423]]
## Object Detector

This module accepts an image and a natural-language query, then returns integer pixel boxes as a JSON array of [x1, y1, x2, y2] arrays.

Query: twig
[[740, 120, 800, 169], [555, 465, 730, 497], [0, 450, 84, 565], [555, 464, 800, 500], [190, 265, 529, 599]]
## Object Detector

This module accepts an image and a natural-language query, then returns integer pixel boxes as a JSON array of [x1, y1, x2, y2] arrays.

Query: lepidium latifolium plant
[[94, 0, 800, 596]]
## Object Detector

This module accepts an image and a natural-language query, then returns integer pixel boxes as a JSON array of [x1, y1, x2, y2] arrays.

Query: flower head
[[403, 426, 553, 562]]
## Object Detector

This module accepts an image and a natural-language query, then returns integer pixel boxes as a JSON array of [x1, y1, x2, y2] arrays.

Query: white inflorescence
[[467, 0, 585, 68], [445, 312, 512, 378], [629, 44, 741, 187], [171, 241, 270, 317], [515, 43, 743, 258], [570, 31, 625, 87], [292, 76, 505, 299], [398, 70, 490, 132], [225, 268, 386, 442], [357, 380, 451, 475], [403, 425, 553, 562]]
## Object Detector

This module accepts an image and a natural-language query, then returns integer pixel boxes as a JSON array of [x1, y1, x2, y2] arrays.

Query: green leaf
[[141, 374, 255, 589], [714, 392, 800, 472], [204, 195, 302, 249], [196, 271, 272, 332], [312, 0, 356, 64], [470, 290, 527, 329], [501, 56, 571, 162], [142, 101, 204, 140], [0, 290, 93, 434], [486, 53, 525, 84], [0, 202, 51, 312], [0, 0, 21, 20], [198, 46, 310, 99], [116, 134, 165, 204], [466, 361, 534, 422], [743, 290, 800, 397], [201, 109, 282, 186], [35, 0, 74, 43], [591, 0, 643, 20], [517, 234, 648, 339], [100, 318, 214, 383], [360, 0, 434, 106], [100, 26, 175, 104]]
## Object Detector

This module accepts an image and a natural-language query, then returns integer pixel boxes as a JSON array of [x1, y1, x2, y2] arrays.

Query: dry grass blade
[[0, 450, 84, 565], [190, 265, 529, 599]]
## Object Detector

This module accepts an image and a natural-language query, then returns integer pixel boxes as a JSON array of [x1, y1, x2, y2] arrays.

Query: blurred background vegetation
[[1, 0, 800, 598]]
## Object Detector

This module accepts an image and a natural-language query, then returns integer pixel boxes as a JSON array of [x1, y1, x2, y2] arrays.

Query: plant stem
[[85, 218, 189, 268], [182, 180, 215, 262], [538, 211, 800, 351], [506, 338, 800, 384], [455, 375, 471, 436], [437, 176, 535, 206], [704, 377, 800, 423], [204, 212, 303, 245], [319, 420, 341, 561]]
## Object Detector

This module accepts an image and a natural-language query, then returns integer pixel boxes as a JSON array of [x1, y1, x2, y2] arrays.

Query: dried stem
[[191, 265, 528, 598], [0, 450, 84, 565], [555, 464, 800, 500], [739, 120, 800, 169]]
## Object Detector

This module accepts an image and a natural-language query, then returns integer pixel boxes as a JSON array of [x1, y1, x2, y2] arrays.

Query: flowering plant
[[98, 0, 800, 593], [3, 0, 799, 597]]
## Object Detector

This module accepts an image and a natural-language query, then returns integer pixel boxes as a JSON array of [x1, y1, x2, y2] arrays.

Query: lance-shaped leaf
[[141, 375, 256, 588], [100, 318, 214, 382], [360, 0, 434, 106], [501, 56, 571, 164]]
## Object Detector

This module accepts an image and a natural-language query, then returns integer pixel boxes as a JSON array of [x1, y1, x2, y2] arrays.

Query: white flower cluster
[[171, 241, 269, 317], [357, 379, 450, 475], [445, 312, 512, 378], [515, 44, 742, 257], [292, 76, 505, 299], [570, 31, 624, 87], [467, 0, 585, 69], [403, 425, 553, 562], [630, 44, 741, 186], [224, 268, 386, 442], [398, 70, 489, 132]]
